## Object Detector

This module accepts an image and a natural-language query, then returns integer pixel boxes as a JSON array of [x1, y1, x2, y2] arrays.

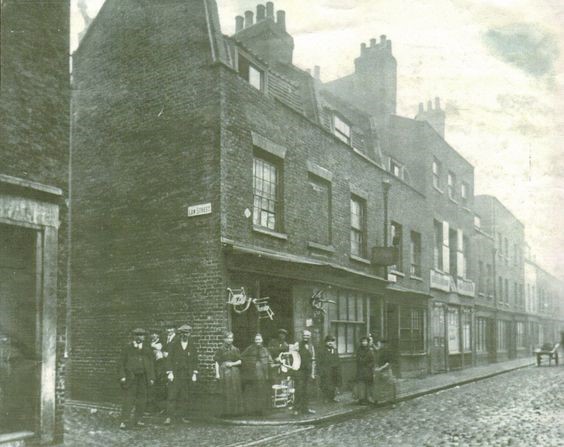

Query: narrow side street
[[62, 365, 563, 446]]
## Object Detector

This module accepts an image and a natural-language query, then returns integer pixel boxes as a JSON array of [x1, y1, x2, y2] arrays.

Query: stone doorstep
[[0, 432, 34, 447]]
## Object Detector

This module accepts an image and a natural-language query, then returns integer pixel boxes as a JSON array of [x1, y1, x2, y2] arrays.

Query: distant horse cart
[[535, 342, 559, 366]]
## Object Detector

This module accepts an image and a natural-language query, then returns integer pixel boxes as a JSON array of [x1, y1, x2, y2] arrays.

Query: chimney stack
[[244, 10, 254, 28], [266, 2, 274, 20], [370, 38, 377, 47], [257, 4, 266, 21], [435, 97, 441, 109], [314, 65, 321, 80], [235, 15, 244, 33], [380, 34, 386, 43], [277, 10, 286, 31], [361, 42, 367, 55]]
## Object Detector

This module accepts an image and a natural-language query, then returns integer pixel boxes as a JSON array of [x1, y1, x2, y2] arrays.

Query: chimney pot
[[427, 100, 433, 111], [370, 38, 377, 47], [257, 4, 266, 21], [435, 97, 441, 110], [277, 10, 286, 31], [266, 2, 274, 19], [244, 10, 254, 28], [361, 42, 367, 54], [380, 34, 386, 43], [235, 15, 244, 33], [314, 65, 321, 80]]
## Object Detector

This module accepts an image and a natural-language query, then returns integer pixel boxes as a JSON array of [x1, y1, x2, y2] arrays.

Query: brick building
[[70, 0, 563, 410], [0, 0, 69, 444]]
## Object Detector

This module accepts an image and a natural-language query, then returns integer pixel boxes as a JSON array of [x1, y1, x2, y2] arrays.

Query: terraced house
[[69, 0, 564, 411]]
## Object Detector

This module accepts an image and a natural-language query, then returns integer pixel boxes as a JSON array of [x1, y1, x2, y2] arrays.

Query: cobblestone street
[[62, 365, 563, 446], [268, 366, 564, 447]]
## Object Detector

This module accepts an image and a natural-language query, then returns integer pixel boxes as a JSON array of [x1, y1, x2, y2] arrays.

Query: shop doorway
[[0, 223, 40, 435], [430, 304, 447, 373], [230, 278, 293, 351]]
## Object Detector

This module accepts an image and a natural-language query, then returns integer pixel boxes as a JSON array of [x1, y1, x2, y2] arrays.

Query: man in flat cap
[[293, 329, 316, 415], [118, 328, 155, 429], [164, 324, 199, 425]]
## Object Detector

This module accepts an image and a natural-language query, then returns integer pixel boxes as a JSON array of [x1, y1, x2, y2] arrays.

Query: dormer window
[[333, 114, 351, 145], [238, 54, 264, 91], [390, 158, 403, 179]]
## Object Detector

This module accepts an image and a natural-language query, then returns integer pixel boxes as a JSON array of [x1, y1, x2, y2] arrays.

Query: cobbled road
[[63, 365, 563, 446]]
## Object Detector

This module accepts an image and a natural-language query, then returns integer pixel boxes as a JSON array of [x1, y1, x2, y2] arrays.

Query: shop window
[[497, 320, 509, 351], [476, 318, 487, 352], [516, 322, 525, 348], [333, 114, 351, 145], [399, 307, 426, 354], [410, 231, 421, 277], [238, 54, 264, 91], [350, 195, 366, 258], [253, 155, 282, 230], [448, 308, 460, 354], [328, 290, 367, 355], [462, 310, 472, 352]]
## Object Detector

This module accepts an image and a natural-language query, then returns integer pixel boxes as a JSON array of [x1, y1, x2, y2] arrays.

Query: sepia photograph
[[1, 0, 563, 445]]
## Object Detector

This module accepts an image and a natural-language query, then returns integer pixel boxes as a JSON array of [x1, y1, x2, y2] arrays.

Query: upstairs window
[[390, 158, 403, 179], [253, 155, 281, 230], [334, 115, 351, 145], [432, 158, 442, 189], [461, 182, 469, 205], [447, 172, 456, 200], [238, 55, 264, 91], [390, 221, 403, 272], [350, 196, 366, 258], [410, 231, 422, 277]]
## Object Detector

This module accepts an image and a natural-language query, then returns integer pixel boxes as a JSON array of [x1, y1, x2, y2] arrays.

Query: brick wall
[[1, 0, 70, 441], [70, 0, 227, 404]]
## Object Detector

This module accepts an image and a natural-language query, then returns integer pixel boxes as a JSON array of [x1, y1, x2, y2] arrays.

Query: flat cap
[[177, 324, 192, 333]]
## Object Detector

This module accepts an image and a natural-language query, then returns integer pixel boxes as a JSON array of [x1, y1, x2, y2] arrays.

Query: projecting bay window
[[399, 307, 426, 354], [350, 195, 366, 258], [327, 290, 367, 355], [253, 155, 281, 231], [333, 114, 351, 145]]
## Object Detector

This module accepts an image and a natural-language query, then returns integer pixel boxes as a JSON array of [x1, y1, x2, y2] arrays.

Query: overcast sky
[[71, 0, 564, 279]]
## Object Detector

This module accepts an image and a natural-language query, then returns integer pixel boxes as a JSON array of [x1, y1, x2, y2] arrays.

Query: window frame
[[252, 152, 282, 231], [350, 195, 367, 258], [390, 221, 403, 272], [333, 114, 351, 145], [238, 53, 265, 91], [409, 230, 422, 277], [432, 158, 442, 190], [399, 306, 426, 354], [307, 173, 332, 245], [447, 171, 456, 200], [328, 290, 368, 355]]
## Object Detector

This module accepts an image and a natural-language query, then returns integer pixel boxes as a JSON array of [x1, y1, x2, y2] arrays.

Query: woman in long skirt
[[371, 339, 397, 404], [214, 331, 244, 417], [240, 333, 273, 415], [355, 336, 375, 404]]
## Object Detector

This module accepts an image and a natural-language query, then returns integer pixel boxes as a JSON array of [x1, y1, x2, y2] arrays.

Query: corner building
[[0, 0, 70, 444]]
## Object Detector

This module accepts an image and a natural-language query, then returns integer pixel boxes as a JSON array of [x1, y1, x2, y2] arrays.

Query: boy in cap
[[118, 328, 155, 429], [164, 324, 199, 424]]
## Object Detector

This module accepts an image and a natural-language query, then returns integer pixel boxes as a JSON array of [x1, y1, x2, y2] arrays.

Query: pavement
[[216, 357, 534, 426]]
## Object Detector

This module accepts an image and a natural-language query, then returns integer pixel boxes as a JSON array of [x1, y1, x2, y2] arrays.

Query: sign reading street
[[188, 202, 212, 217]]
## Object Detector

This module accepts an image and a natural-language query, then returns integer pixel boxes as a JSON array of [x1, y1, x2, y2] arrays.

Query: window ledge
[[433, 185, 444, 194], [390, 269, 405, 277], [252, 225, 288, 240], [350, 254, 371, 265], [307, 241, 335, 254], [410, 275, 423, 282], [399, 352, 427, 357], [448, 196, 458, 204]]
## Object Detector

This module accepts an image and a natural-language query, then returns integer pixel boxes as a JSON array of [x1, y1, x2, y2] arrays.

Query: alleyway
[[62, 365, 563, 446]]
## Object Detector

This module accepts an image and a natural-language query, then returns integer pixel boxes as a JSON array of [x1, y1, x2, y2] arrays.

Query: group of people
[[355, 334, 397, 405], [118, 324, 394, 429]]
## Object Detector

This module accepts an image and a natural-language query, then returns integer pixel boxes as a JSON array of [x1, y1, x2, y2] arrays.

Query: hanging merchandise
[[311, 288, 336, 316], [227, 287, 252, 313], [253, 296, 275, 320]]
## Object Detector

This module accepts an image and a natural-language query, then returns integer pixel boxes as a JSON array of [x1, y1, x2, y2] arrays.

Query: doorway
[[0, 223, 39, 435]]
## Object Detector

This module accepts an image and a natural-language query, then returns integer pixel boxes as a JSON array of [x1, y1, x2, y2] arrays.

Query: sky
[[71, 0, 564, 279]]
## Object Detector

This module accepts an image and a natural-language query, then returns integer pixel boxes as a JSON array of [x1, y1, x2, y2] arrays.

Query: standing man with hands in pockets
[[118, 328, 155, 429], [164, 324, 199, 425]]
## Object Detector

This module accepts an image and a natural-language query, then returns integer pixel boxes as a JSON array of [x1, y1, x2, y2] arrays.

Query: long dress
[[240, 344, 273, 415], [355, 345, 375, 403], [214, 344, 244, 416], [372, 348, 397, 403]]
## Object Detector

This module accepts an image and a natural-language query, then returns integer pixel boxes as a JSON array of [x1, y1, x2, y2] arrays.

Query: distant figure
[[118, 328, 155, 429], [316, 335, 342, 403], [241, 333, 273, 415], [355, 336, 375, 405], [164, 324, 199, 425], [293, 329, 316, 415], [214, 331, 244, 417]]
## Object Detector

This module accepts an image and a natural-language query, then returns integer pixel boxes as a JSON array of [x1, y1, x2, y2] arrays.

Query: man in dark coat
[[293, 329, 316, 415], [268, 328, 290, 384], [118, 328, 155, 429], [164, 324, 199, 424], [317, 335, 342, 403]]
